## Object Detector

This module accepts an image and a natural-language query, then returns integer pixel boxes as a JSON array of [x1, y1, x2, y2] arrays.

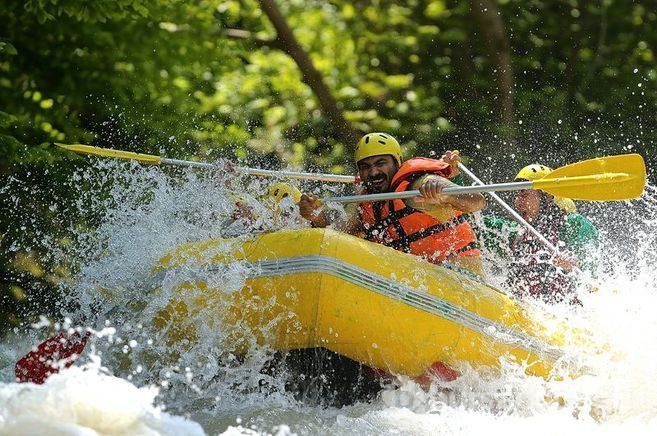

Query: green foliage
[[23, 0, 156, 23], [2, 0, 657, 333], [499, 0, 657, 163]]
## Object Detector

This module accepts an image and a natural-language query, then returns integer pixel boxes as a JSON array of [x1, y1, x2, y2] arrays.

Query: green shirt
[[476, 213, 598, 265]]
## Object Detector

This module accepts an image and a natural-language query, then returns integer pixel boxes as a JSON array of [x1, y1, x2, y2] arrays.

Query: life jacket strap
[[387, 214, 469, 252], [364, 201, 415, 241], [452, 241, 480, 255]]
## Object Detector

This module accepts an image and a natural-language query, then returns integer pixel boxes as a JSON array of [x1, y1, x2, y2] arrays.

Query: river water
[[1, 160, 656, 435]]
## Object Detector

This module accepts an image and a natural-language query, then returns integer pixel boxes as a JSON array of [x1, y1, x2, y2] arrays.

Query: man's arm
[[298, 194, 364, 235], [411, 174, 486, 213]]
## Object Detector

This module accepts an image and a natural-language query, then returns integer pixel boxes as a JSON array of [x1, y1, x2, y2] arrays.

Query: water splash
[[0, 363, 205, 435], [1, 160, 657, 435]]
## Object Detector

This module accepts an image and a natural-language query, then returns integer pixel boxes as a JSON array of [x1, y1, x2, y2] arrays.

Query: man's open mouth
[[367, 177, 387, 190]]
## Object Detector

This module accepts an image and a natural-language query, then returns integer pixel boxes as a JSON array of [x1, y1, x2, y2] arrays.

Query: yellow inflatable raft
[[152, 228, 570, 379]]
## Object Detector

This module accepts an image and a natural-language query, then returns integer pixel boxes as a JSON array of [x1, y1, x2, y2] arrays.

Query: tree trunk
[[258, 0, 360, 145], [470, 0, 514, 127]]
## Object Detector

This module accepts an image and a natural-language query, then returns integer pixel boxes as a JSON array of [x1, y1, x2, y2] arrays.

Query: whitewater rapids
[[1, 160, 656, 435]]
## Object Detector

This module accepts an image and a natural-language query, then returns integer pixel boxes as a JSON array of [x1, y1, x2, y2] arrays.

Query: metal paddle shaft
[[323, 154, 646, 203], [238, 167, 355, 183], [162, 157, 356, 182], [457, 163, 558, 253], [58, 144, 356, 183], [322, 181, 533, 204]]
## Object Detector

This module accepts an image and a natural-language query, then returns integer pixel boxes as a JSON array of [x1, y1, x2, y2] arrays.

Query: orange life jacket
[[358, 157, 480, 263]]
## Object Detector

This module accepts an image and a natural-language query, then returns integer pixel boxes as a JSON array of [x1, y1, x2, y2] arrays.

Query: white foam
[[3, 160, 657, 435], [0, 365, 205, 436]]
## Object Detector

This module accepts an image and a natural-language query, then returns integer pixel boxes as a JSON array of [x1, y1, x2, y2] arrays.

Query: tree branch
[[470, 0, 514, 127], [257, 0, 360, 145]]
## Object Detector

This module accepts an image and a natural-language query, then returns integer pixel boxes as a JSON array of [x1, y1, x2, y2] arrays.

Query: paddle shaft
[[59, 144, 356, 183], [322, 180, 534, 204], [457, 163, 558, 253], [162, 158, 356, 182], [61, 144, 645, 197]]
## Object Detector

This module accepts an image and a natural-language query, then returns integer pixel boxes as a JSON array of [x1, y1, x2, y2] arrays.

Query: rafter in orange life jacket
[[358, 157, 480, 263]]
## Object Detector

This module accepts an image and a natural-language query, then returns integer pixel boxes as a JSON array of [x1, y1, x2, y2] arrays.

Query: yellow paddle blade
[[56, 143, 162, 165], [534, 154, 646, 200]]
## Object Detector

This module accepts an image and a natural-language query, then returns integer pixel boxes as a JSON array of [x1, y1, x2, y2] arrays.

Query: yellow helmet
[[515, 164, 552, 181], [355, 132, 402, 165], [515, 164, 577, 213], [264, 182, 302, 204], [553, 196, 577, 213]]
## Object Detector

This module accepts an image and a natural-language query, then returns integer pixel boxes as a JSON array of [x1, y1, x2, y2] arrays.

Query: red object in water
[[414, 361, 460, 386], [368, 361, 460, 388], [15, 331, 91, 384]]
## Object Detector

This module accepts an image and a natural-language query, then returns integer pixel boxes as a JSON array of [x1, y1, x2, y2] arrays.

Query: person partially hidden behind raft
[[221, 181, 304, 237], [482, 164, 599, 304], [297, 132, 486, 276]]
